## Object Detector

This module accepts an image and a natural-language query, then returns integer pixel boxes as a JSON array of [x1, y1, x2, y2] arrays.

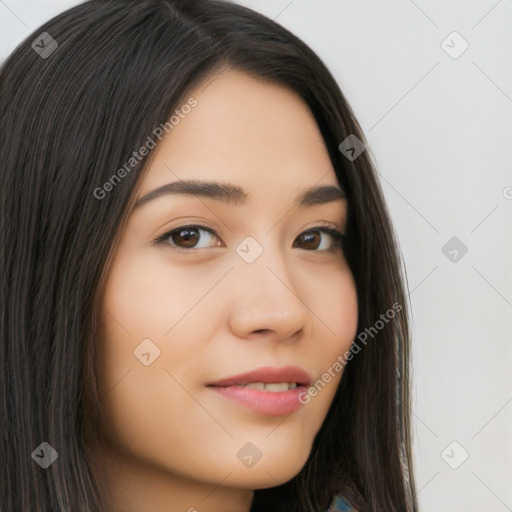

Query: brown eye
[[158, 225, 221, 250], [293, 228, 344, 251], [171, 227, 201, 248], [298, 231, 321, 250]]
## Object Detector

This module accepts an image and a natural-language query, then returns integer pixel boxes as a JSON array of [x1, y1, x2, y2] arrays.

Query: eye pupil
[[300, 231, 320, 250], [173, 228, 200, 248]]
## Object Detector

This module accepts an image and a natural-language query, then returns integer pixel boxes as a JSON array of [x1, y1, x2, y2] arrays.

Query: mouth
[[228, 381, 300, 391], [206, 366, 312, 417], [206, 365, 312, 388]]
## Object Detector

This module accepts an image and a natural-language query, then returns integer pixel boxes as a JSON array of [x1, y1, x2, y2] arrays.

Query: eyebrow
[[134, 179, 345, 209]]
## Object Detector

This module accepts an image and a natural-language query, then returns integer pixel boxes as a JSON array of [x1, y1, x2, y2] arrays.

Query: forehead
[[138, 68, 339, 201]]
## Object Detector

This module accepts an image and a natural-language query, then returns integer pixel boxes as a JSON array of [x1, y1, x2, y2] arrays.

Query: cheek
[[98, 248, 223, 340], [303, 257, 358, 353], [302, 270, 358, 408], [93, 247, 233, 417], [94, 258, 200, 411], [92, 251, 186, 416], [92, 251, 220, 471]]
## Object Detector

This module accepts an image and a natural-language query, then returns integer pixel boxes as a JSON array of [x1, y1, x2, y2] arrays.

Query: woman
[[0, 0, 417, 510]]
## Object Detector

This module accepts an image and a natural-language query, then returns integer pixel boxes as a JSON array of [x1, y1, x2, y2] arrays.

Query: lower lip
[[208, 385, 307, 417]]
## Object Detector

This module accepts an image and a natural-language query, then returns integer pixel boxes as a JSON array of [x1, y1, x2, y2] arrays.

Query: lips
[[206, 366, 313, 417], [206, 365, 312, 388]]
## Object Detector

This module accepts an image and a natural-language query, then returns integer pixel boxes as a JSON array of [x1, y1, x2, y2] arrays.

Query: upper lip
[[206, 365, 313, 387]]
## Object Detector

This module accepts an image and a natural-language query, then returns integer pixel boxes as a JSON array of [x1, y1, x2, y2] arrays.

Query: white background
[[1, 1, 511, 510]]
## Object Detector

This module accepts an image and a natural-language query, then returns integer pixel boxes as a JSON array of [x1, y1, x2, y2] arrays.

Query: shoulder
[[324, 493, 358, 512]]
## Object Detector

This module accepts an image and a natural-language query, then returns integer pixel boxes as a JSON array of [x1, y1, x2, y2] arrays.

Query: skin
[[86, 68, 358, 512]]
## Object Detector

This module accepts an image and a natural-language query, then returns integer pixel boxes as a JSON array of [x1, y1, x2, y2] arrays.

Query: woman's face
[[91, 68, 358, 510]]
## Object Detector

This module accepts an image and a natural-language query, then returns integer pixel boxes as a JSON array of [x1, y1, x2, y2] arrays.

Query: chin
[[224, 449, 311, 490]]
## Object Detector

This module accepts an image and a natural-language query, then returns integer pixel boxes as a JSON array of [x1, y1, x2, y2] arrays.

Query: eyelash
[[153, 224, 345, 254]]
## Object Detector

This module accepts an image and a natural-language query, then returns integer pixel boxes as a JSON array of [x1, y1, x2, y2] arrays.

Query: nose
[[227, 242, 313, 342]]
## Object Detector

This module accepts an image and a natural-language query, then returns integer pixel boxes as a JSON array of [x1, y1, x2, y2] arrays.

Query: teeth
[[242, 382, 297, 392], [244, 382, 265, 390]]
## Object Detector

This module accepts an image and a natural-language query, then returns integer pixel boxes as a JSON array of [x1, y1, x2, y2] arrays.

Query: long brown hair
[[0, 1, 416, 510]]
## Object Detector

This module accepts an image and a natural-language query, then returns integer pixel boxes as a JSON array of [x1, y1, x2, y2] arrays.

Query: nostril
[[252, 329, 271, 335]]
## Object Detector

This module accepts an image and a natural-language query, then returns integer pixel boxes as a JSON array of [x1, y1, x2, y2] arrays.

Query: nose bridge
[[236, 231, 292, 294], [228, 231, 312, 338]]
